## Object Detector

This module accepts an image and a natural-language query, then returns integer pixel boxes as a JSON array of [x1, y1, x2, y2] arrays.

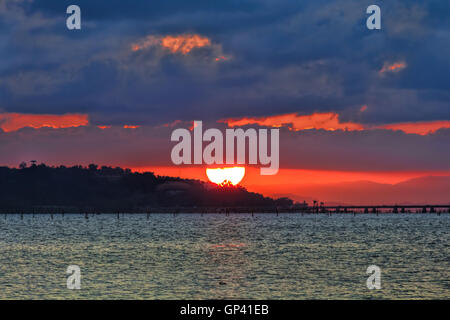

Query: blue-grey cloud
[[0, 0, 449, 126]]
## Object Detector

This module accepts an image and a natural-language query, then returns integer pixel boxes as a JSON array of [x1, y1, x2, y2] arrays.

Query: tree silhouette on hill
[[0, 163, 293, 211]]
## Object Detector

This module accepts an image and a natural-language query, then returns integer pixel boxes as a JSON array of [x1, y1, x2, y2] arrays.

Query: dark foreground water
[[0, 213, 448, 299]]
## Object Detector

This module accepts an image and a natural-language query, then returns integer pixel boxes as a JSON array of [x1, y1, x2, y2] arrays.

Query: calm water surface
[[0, 213, 448, 299]]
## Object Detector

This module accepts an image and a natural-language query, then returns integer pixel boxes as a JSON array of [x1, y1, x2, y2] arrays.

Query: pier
[[319, 204, 450, 214], [0, 204, 449, 215]]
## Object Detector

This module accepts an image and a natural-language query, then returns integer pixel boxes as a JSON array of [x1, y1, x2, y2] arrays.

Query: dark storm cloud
[[280, 127, 450, 172], [0, 0, 449, 125]]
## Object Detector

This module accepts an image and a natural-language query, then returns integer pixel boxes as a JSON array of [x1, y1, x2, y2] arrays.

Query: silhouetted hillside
[[0, 164, 293, 211], [259, 176, 450, 205]]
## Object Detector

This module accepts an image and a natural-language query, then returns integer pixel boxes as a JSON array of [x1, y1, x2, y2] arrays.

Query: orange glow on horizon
[[0, 113, 88, 132], [123, 125, 140, 129], [133, 166, 450, 186], [206, 167, 246, 186], [131, 166, 450, 204]]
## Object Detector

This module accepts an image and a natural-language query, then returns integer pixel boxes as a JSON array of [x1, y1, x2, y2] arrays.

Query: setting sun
[[206, 167, 245, 186]]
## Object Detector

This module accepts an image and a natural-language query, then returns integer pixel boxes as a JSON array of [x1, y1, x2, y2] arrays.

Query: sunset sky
[[0, 0, 449, 204]]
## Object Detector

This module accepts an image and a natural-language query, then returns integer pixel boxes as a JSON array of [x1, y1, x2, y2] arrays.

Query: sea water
[[0, 213, 448, 299]]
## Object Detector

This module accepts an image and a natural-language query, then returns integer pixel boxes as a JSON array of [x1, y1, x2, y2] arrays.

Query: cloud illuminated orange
[[162, 120, 182, 127], [189, 121, 199, 131], [0, 113, 88, 132], [220, 112, 364, 132], [215, 56, 228, 62], [131, 35, 160, 52], [161, 34, 211, 54], [380, 121, 450, 135], [132, 34, 211, 55], [220, 112, 450, 136], [379, 61, 407, 74]]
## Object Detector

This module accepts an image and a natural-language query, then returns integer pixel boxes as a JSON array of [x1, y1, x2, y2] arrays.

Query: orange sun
[[206, 167, 245, 186]]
